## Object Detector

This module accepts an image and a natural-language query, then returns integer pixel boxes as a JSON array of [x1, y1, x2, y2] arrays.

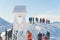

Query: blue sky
[[0, 0, 60, 23]]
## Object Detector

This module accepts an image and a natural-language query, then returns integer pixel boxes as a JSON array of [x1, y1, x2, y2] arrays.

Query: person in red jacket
[[42, 34, 47, 40], [27, 31, 32, 40]]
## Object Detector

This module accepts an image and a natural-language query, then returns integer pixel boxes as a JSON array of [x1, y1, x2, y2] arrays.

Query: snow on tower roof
[[13, 6, 26, 13]]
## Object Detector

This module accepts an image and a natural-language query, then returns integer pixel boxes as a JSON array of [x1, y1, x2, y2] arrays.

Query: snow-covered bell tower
[[12, 6, 27, 40]]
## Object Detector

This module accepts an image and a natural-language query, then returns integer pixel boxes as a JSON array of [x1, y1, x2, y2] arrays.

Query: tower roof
[[13, 6, 26, 13]]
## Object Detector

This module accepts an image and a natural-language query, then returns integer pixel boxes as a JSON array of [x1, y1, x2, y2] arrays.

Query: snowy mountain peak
[[0, 17, 12, 32]]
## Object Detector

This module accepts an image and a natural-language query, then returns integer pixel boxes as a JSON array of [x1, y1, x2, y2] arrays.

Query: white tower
[[12, 6, 27, 40]]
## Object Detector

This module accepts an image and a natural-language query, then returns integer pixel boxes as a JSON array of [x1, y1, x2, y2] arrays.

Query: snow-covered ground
[[1, 22, 60, 40], [27, 23, 60, 40], [24, 22, 60, 40]]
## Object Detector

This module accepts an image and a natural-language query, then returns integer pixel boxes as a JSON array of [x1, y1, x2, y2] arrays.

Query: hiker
[[29, 17, 33, 23], [48, 20, 50, 24], [46, 19, 50, 24], [37, 32, 42, 40], [42, 34, 47, 40], [40, 18, 41, 23], [46, 31, 50, 40], [36, 17, 38, 23], [33, 17, 34, 24], [27, 31, 32, 40], [40, 18, 43, 23], [46, 19, 48, 24], [42, 18, 45, 23]]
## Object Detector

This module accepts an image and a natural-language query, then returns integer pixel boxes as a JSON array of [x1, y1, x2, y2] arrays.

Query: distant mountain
[[52, 22, 60, 24], [0, 17, 12, 32]]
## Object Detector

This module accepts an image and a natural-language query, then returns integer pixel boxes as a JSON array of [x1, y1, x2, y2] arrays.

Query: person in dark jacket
[[40, 18, 43, 23], [46, 31, 50, 40], [48, 20, 50, 24], [37, 32, 42, 40], [29, 17, 33, 23], [36, 17, 38, 23], [40, 18, 41, 23], [43, 18, 45, 23], [33, 17, 34, 24]]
